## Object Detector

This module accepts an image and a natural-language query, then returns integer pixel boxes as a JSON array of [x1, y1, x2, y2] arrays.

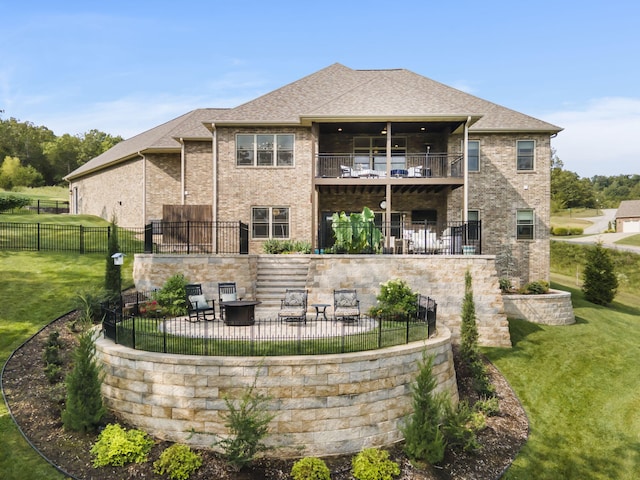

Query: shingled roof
[[66, 63, 561, 180], [616, 200, 640, 218]]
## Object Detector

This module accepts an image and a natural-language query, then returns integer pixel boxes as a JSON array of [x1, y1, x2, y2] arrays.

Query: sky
[[1, 0, 639, 179]]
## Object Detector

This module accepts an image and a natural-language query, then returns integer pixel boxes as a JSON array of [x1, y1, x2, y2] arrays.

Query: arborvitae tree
[[582, 242, 618, 305], [401, 353, 447, 465], [62, 331, 105, 432], [460, 270, 479, 364], [105, 219, 121, 301]]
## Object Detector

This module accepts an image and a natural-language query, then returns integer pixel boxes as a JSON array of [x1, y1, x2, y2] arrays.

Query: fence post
[[79, 225, 85, 254], [144, 223, 153, 253], [37, 223, 41, 251]]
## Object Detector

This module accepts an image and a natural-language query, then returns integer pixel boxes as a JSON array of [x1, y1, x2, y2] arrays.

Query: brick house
[[615, 200, 640, 232], [65, 63, 561, 285]]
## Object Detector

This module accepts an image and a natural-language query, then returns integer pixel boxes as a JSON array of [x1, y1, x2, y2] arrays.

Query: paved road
[[554, 208, 640, 254]]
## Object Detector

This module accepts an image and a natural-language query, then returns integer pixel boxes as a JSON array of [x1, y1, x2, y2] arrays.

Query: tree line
[[551, 152, 640, 211], [0, 116, 123, 189]]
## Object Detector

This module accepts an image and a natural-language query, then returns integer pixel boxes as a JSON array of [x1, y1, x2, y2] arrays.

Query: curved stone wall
[[95, 327, 457, 458], [501, 289, 575, 325]]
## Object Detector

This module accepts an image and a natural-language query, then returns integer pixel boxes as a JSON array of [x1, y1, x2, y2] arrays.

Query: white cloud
[[546, 97, 640, 178]]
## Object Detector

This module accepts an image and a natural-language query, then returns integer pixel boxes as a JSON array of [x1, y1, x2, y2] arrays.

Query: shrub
[[90, 423, 154, 467], [460, 270, 479, 364], [74, 288, 109, 324], [62, 331, 105, 432], [569, 227, 584, 235], [290, 456, 331, 480], [474, 396, 500, 417], [217, 373, 276, 471], [401, 353, 447, 465], [368, 278, 417, 319], [0, 194, 31, 212], [552, 226, 568, 236], [498, 277, 513, 293], [441, 401, 480, 453], [153, 273, 188, 316], [351, 448, 400, 480], [582, 242, 618, 305], [262, 239, 312, 254], [520, 280, 550, 295], [105, 220, 121, 301], [153, 444, 203, 480]]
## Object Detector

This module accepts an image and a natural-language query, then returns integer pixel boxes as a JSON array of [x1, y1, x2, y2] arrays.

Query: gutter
[[463, 116, 471, 222], [139, 151, 146, 224]]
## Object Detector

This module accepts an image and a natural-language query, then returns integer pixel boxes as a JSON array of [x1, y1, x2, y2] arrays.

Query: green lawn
[[485, 273, 640, 479], [2, 250, 640, 479], [0, 251, 133, 480], [617, 233, 640, 247]]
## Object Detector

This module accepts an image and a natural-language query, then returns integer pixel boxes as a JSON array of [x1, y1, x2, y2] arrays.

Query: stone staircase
[[255, 256, 310, 316]]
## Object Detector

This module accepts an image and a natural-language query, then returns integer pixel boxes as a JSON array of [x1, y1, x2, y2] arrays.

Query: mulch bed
[[2, 312, 528, 479]]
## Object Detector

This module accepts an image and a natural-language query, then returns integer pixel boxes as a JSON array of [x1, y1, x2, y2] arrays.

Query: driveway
[[554, 207, 640, 254]]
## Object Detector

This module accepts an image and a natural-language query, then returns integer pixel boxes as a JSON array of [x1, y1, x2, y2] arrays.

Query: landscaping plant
[[330, 207, 382, 253], [582, 241, 618, 305], [90, 423, 154, 467], [152, 273, 189, 316], [217, 372, 276, 471], [290, 456, 331, 480], [368, 278, 418, 320], [61, 330, 106, 432], [105, 218, 121, 301], [401, 353, 447, 465], [153, 444, 203, 480], [351, 447, 400, 480]]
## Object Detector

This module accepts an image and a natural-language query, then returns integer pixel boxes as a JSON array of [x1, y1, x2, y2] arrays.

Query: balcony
[[315, 153, 464, 179]]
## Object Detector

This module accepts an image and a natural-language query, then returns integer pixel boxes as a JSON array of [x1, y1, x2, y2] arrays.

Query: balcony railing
[[316, 153, 464, 178]]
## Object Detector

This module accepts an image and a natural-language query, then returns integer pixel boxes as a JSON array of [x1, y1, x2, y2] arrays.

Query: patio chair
[[185, 283, 216, 322], [333, 289, 360, 323], [218, 282, 239, 321], [340, 165, 359, 178], [278, 289, 308, 324]]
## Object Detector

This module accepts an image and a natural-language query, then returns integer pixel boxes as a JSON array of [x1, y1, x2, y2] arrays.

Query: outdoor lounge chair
[[218, 282, 239, 321], [185, 283, 216, 322], [278, 289, 308, 323], [333, 289, 360, 323]]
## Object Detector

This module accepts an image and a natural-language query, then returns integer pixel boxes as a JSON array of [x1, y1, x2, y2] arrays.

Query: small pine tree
[[62, 331, 106, 432], [582, 242, 618, 305], [460, 270, 479, 364], [401, 353, 447, 465], [105, 219, 121, 301]]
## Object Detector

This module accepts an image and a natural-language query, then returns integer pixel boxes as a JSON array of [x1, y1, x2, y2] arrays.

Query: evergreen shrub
[[290, 456, 331, 480], [153, 444, 203, 480], [351, 448, 400, 480], [90, 423, 154, 467]]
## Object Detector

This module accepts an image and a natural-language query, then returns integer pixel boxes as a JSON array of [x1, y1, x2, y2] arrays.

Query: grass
[[0, 251, 133, 480], [616, 233, 640, 247], [485, 273, 640, 480], [2, 248, 640, 479], [2, 186, 68, 201]]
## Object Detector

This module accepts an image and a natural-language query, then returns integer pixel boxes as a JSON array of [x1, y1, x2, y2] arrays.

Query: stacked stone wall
[[502, 289, 575, 325], [96, 327, 457, 457], [133, 253, 511, 347]]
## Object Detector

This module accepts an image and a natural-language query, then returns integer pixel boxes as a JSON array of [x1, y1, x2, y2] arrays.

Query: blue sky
[[1, 0, 639, 178]]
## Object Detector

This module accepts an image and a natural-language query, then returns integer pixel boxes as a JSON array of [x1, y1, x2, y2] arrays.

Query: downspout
[[180, 138, 186, 205], [211, 124, 217, 223], [463, 116, 471, 222], [139, 151, 146, 224]]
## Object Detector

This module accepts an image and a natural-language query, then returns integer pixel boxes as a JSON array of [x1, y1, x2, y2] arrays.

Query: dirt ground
[[2, 312, 528, 479]]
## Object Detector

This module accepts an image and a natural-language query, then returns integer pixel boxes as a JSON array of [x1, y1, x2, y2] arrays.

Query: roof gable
[[616, 199, 640, 218]]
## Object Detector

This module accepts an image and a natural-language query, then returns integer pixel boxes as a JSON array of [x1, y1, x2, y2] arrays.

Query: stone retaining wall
[[501, 289, 575, 325], [95, 327, 457, 457], [133, 254, 512, 347]]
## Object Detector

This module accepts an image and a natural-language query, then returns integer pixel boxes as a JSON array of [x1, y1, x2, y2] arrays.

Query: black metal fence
[[0, 221, 249, 254], [101, 306, 436, 357], [318, 220, 482, 254], [4, 199, 70, 214]]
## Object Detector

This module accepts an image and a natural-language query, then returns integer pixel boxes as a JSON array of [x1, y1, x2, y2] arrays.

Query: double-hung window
[[252, 207, 289, 239], [517, 140, 535, 171], [516, 209, 534, 240], [236, 134, 294, 166], [468, 140, 480, 172], [467, 210, 480, 240]]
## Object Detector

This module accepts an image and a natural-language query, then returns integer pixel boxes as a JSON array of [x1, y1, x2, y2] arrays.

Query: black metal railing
[[2, 199, 70, 215], [316, 153, 464, 178], [101, 303, 437, 357], [0, 221, 249, 254], [318, 220, 481, 254]]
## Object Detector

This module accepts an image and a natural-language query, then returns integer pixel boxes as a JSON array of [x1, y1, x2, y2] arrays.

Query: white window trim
[[516, 209, 535, 240], [516, 139, 536, 171], [251, 206, 290, 239], [236, 133, 295, 167], [467, 140, 480, 172]]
